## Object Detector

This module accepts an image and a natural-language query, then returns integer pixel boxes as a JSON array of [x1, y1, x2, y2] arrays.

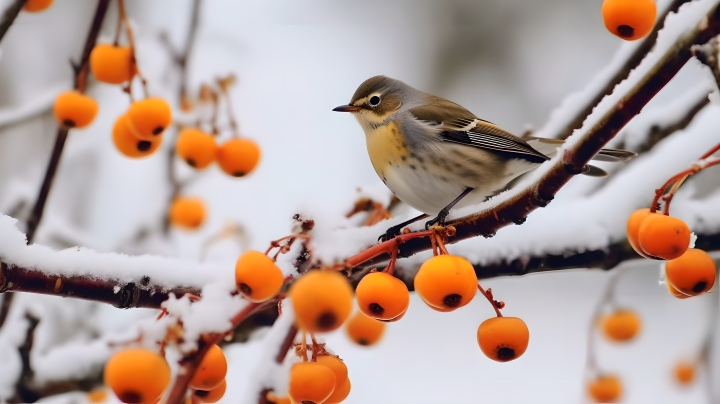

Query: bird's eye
[[369, 96, 381, 106]]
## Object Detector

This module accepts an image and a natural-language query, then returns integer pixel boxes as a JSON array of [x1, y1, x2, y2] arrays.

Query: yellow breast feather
[[365, 122, 410, 178]]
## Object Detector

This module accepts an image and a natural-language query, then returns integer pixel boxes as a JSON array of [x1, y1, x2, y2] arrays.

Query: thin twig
[[0, 0, 28, 44], [117, 0, 148, 98], [25, 0, 110, 245]]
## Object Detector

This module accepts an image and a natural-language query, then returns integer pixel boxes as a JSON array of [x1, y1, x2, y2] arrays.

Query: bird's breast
[[364, 121, 411, 181]]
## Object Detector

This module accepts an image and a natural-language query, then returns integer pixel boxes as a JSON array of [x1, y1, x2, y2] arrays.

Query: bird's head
[[333, 76, 407, 129]]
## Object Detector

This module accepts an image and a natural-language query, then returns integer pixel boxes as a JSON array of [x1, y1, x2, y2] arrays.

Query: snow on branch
[[0, 215, 223, 308], [535, 0, 694, 141]]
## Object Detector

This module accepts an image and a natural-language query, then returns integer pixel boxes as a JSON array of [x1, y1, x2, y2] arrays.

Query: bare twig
[[25, 0, 110, 245], [9, 313, 40, 404], [0, 0, 28, 44]]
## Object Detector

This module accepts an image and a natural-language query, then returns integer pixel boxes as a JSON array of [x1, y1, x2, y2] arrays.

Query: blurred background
[[0, 0, 717, 403]]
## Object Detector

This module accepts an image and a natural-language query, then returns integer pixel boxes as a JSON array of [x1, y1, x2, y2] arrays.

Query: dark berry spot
[[187, 158, 197, 167], [239, 283, 252, 295], [358, 339, 369, 346], [693, 282, 707, 294], [496, 347, 515, 361], [443, 294, 462, 308], [317, 312, 337, 330], [194, 390, 210, 398], [152, 126, 164, 135], [369, 303, 384, 315], [63, 119, 76, 127], [233, 171, 246, 177], [617, 25, 634, 38], [137, 141, 151, 151], [119, 391, 142, 403]]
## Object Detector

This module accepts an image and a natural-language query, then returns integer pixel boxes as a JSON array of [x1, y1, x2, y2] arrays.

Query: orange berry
[[666, 248, 716, 296], [666, 280, 690, 299], [477, 317, 529, 362], [674, 362, 695, 385], [169, 197, 206, 230], [113, 114, 162, 158], [638, 214, 691, 260], [87, 388, 108, 403], [235, 250, 284, 302], [104, 348, 170, 404], [291, 270, 353, 333], [193, 379, 226, 403], [317, 355, 348, 386], [588, 375, 623, 403], [126, 98, 172, 139], [414, 255, 477, 311], [356, 272, 410, 321], [345, 312, 385, 346], [602, 309, 641, 342], [176, 128, 217, 169], [53, 90, 98, 129], [288, 362, 336, 404], [325, 378, 351, 404], [418, 293, 455, 312], [626, 208, 660, 259], [602, 0, 656, 41], [90, 44, 135, 84], [189, 344, 227, 391], [23, 0, 53, 12], [217, 138, 261, 177]]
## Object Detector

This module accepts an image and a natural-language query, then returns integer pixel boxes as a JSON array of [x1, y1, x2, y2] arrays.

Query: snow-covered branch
[[537, 0, 694, 141]]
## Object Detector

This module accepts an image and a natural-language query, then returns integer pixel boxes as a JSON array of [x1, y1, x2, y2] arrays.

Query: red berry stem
[[650, 141, 720, 215], [478, 284, 503, 318]]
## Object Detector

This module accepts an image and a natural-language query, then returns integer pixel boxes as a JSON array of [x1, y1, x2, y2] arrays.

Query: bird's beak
[[333, 105, 361, 112]]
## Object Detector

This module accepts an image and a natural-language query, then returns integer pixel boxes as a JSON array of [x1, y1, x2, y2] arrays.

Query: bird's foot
[[378, 224, 404, 243], [425, 209, 449, 230]]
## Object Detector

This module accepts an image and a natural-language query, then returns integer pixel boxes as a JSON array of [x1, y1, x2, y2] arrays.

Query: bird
[[333, 76, 636, 241]]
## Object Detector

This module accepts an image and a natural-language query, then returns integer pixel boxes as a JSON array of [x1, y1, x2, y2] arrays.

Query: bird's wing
[[408, 101, 549, 162]]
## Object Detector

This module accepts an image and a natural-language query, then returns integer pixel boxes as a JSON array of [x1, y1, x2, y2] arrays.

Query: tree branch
[[0, 0, 28, 45], [0, 261, 201, 309], [551, 0, 694, 140], [346, 1, 720, 273]]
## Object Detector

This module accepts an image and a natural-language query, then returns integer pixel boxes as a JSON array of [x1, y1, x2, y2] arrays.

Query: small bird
[[334, 76, 636, 240]]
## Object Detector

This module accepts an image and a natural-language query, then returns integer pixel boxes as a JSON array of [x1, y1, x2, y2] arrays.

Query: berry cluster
[[104, 344, 228, 404], [176, 128, 261, 177]]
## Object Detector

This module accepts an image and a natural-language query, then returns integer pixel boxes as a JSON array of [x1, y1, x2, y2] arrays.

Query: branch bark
[[0, 0, 28, 45], [347, 1, 720, 273], [0, 261, 201, 309]]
